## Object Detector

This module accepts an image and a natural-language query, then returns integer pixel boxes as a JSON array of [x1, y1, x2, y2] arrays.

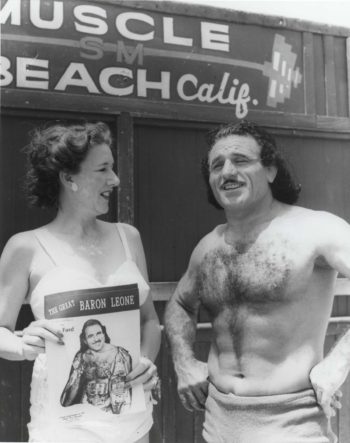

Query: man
[[60, 318, 132, 414], [164, 120, 350, 442]]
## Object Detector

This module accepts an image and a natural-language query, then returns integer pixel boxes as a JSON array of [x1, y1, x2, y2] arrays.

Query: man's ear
[[266, 165, 278, 183]]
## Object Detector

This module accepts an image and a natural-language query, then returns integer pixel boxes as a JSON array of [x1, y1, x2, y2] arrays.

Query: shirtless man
[[164, 120, 350, 442], [61, 319, 132, 414]]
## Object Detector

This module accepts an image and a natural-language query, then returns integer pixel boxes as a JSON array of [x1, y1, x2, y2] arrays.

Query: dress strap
[[116, 223, 132, 261], [33, 229, 60, 266]]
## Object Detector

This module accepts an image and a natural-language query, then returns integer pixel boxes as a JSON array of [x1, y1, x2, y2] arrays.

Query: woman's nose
[[108, 170, 120, 187]]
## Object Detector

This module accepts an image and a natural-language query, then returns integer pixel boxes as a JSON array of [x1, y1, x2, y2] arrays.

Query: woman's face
[[70, 143, 119, 216]]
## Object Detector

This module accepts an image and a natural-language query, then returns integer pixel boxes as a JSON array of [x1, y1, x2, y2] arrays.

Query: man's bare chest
[[197, 238, 312, 312]]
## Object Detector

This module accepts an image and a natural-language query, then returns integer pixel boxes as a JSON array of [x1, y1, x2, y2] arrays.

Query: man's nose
[[222, 159, 238, 176]]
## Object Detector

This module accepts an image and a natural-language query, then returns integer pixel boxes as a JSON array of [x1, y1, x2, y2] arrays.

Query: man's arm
[[164, 244, 208, 411], [60, 352, 85, 406], [310, 212, 350, 416]]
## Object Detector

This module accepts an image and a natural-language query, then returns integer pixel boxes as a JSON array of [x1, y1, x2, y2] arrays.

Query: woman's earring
[[71, 183, 78, 192]]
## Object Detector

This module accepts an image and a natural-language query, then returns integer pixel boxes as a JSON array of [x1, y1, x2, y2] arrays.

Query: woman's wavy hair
[[23, 121, 112, 208], [201, 120, 301, 209], [80, 319, 111, 353]]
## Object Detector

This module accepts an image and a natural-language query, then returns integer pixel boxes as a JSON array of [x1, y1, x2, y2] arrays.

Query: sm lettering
[[79, 37, 144, 64]]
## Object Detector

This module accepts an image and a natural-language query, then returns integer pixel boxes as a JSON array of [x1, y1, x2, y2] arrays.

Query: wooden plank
[[334, 278, 350, 295], [3, 91, 350, 135], [347, 38, 350, 118], [104, 0, 350, 37], [333, 36, 348, 117], [324, 35, 338, 116], [117, 113, 134, 225], [151, 279, 350, 301], [303, 32, 316, 115]]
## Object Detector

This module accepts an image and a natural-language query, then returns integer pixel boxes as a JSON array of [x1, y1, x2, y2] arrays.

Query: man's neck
[[224, 196, 279, 239]]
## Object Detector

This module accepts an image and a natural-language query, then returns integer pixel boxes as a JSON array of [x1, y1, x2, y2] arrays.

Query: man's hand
[[309, 358, 344, 417], [176, 359, 209, 412]]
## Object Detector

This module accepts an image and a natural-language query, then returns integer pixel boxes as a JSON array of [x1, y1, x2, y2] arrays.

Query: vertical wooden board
[[303, 32, 316, 115], [333, 37, 348, 117], [161, 337, 177, 443], [0, 361, 23, 442], [313, 34, 327, 116], [339, 374, 350, 442], [135, 123, 225, 282], [347, 38, 350, 118], [19, 362, 33, 442], [277, 135, 350, 223], [150, 334, 166, 443], [334, 296, 348, 317], [117, 113, 134, 225], [324, 35, 338, 116]]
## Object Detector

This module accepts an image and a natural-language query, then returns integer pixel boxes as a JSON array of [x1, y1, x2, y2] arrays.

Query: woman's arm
[[0, 232, 64, 361]]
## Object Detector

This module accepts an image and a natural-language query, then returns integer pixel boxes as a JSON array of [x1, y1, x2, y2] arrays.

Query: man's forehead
[[209, 134, 260, 160], [86, 325, 102, 333]]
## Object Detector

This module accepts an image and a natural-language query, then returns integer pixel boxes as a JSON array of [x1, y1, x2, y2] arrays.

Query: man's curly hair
[[23, 121, 112, 208], [201, 120, 301, 209]]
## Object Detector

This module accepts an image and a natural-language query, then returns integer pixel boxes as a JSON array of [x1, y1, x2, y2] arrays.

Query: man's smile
[[220, 180, 245, 191]]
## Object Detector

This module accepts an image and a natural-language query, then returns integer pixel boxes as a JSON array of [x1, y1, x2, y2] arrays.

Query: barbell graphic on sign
[[261, 34, 302, 107]]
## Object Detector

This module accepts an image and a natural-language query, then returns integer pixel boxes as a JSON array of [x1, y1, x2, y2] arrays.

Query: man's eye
[[234, 158, 249, 164], [211, 163, 222, 171]]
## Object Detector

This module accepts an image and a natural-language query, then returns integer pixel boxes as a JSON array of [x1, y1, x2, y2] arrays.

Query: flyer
[[44, 283, 145, 423]]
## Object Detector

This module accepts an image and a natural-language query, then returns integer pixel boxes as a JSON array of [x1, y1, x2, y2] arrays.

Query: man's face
[[208, 134, 276, 211], [84, 324, 105, 352]]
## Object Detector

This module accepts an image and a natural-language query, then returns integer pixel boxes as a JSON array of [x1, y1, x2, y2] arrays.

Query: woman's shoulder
[[117, 222, 140, 238], [3, 229, 39, 253], [0, 230, 39, 271]]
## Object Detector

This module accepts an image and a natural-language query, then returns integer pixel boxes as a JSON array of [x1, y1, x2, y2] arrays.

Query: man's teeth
[[222, 182, 242, 190], [101, 191, 111, 197]]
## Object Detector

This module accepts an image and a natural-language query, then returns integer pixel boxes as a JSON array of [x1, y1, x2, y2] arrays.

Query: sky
[[164, 0, 350, 29]]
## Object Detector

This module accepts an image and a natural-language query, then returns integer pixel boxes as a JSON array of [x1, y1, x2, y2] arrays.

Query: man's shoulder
[[190, 225, 224, 263], [278, 205, 349, 237]]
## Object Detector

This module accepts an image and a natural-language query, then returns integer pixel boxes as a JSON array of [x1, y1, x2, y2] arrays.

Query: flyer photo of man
[[60, 318, 132, 414]]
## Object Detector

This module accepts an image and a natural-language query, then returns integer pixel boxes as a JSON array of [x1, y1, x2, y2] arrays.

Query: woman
[[0, 121, 161, 442]]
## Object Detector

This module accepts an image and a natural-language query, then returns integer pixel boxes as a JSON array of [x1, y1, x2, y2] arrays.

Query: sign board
[[0, 0, 304, 119]]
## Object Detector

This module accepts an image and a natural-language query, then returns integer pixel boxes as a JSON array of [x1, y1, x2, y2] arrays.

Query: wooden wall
[[2, 111, 350, 442]]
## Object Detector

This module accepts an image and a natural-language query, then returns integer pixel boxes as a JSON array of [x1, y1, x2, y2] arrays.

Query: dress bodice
[[28, 223, 150, 319]]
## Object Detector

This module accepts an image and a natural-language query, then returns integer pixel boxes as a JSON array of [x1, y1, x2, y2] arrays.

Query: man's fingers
[[334, 389, 343, 399], [178, 383, 208, 412], [179, 390, 204, 411]]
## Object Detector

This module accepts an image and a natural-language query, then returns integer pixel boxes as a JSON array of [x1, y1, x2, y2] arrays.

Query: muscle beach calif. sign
[[0, 0, 303, 118]]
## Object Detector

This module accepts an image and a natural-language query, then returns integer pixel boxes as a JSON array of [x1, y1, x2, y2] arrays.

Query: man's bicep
[[320, 215, 350, 276], [172, 268, 202, 314]]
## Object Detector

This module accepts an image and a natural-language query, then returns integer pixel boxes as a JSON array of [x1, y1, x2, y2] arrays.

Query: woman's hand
[[125, 356, 159, 392], [18, 319, 64, 360]]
